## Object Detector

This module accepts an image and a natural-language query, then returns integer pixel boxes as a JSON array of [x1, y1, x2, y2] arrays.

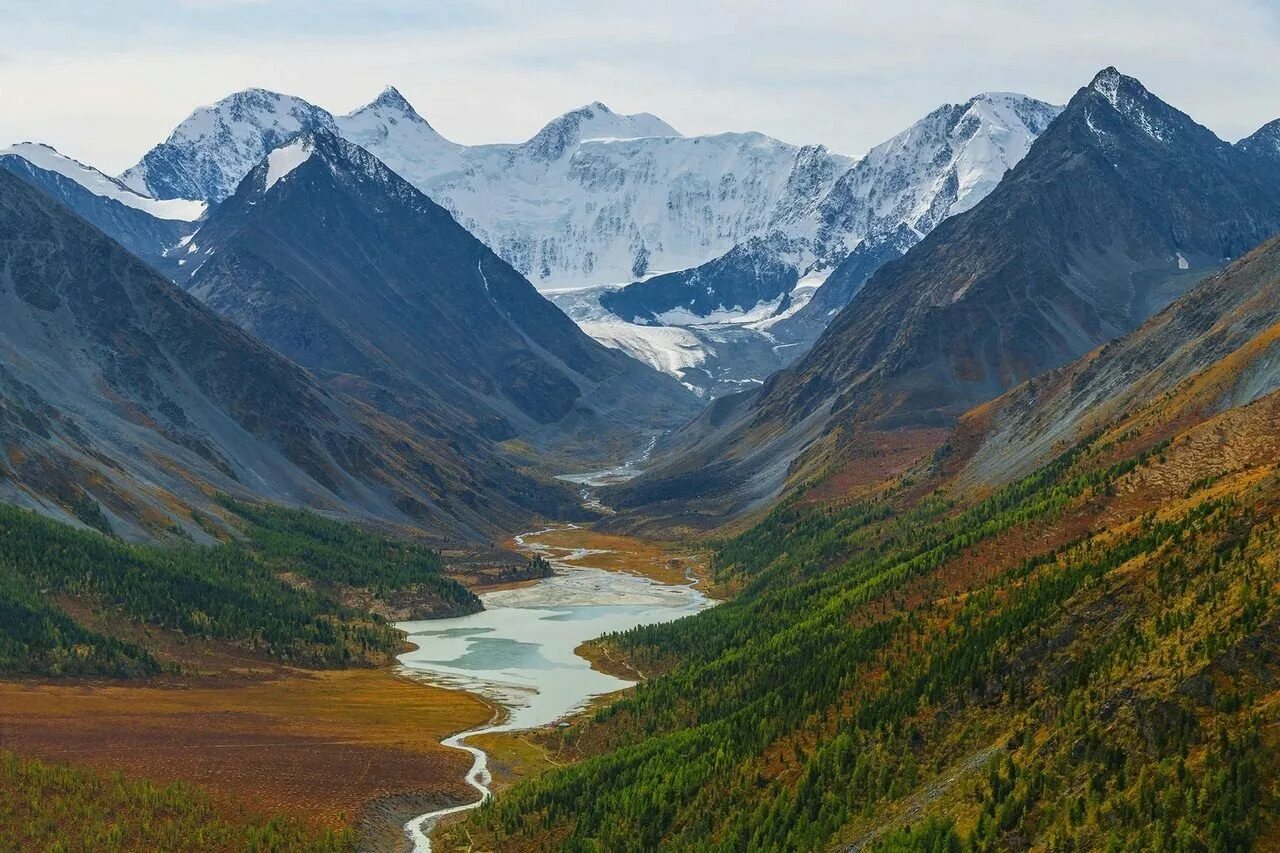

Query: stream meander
[[397, 449, 712, 850]]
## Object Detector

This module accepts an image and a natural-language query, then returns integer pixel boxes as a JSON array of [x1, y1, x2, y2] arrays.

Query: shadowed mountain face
[[182, 131, 697, 465], [1, 147, 197, 275], [603, 68, 1280, 529], [0, 166, 581, 543]]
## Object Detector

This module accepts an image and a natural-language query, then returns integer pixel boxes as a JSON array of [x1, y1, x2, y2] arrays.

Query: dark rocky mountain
[[1, 146, 197, 275], [599, 234, 802, 325], [182, 130, 697, 466], [0, 166, 580, 544], [605, 68, 1280, 528]]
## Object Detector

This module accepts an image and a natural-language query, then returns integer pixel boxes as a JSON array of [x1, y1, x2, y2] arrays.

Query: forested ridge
[[462, 392, 1280, 850], [0, 499, 478, 676]]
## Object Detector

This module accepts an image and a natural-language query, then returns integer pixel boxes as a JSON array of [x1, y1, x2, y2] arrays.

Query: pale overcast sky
[[2, 0, 1278, 174]]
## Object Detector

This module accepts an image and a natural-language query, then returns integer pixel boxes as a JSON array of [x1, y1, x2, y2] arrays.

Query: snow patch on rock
[[263, 138, 313, 190]]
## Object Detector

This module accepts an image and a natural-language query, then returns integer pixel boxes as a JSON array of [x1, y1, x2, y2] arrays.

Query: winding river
[[397, 447, 712, 850]]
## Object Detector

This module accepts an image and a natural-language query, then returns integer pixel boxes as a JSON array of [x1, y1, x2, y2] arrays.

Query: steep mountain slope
[[462, 191, 1280, 853], [573, 94, 1060, 395], [0, 166, 578, 544], [121, 89, 338, 202], [602, 93, 1062, 324], [949, 233, 1280, 492], [1, 143, 202, 272], [182, 131, 697, 465], [607, 68, 1280, 527], [118, 87, 853, 290]]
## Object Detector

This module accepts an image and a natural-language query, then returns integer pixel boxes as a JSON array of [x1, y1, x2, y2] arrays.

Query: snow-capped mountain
[[1, 142, 204, 271], [121, 88, 338, 202], [602, 93, 1063, 328], [118, 87, 854, 289], [572, 93, 1062, 395]]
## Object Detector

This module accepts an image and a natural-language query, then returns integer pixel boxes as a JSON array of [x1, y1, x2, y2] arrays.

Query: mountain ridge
[[602, 68, 1280, 529], [181, 128, 698, 466], [0, 164, 580, 544]]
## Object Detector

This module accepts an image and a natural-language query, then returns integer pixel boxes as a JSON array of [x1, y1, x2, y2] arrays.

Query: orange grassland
[[0, 667, 491, 831]]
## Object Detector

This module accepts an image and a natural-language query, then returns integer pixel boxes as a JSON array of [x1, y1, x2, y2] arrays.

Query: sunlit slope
[[465, 235, 1280, 850]]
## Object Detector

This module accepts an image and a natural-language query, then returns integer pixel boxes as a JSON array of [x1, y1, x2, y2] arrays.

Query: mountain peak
[[372, 85, 413, 111], [523, 102, 680, 160], [121, 88, 337, 202], [1087, 65, 1146, 108], [353, 84, 427, 123], [261, 135, 316, 191], [1074, 66, 1217, 148], [1239, 118, 1280, 161], [245, 129, 413, 206]]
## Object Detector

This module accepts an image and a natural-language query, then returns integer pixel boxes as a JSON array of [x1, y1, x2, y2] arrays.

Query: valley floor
[[0, 525, 711, 851], [0, 667, 490, 837]]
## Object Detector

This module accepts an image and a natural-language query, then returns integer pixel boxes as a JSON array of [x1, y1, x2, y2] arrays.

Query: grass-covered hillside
[[462, 308, 1280, 849]]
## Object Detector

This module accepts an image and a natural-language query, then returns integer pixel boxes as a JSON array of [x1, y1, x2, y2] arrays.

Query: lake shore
[[396, 522, 716, 851]]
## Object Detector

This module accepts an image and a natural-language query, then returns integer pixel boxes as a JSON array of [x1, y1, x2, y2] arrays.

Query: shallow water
[[397, 523, 712, 850], [398, 566, 707, 729]]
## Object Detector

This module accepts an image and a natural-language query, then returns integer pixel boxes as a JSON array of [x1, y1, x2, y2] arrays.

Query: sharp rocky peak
[[1075, 66, 1219, 148], [354, 85, 426, 122], [1087, 66, 1150, 109]]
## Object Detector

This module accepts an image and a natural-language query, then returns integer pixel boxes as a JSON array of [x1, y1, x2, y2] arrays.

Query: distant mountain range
[[606, 68, 1280, 529], [4, 86, 1066, 398], [116, 86, 852, 292]]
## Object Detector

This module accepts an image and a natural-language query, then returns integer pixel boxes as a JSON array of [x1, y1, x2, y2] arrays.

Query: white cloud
[[1, 0, 1277, 174]]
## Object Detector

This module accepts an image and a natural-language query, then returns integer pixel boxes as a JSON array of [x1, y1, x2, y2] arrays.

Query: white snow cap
[[2, 142, 205, 221], [263, 137, 314, 190], [120, 88, 337, 201], [573, 102, 681, 141]]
